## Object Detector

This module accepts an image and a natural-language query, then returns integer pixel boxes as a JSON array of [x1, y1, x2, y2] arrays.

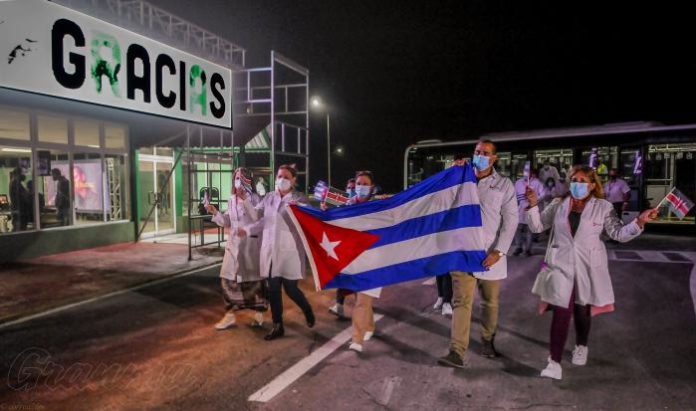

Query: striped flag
[[288, 164, 486, 292], [659, 187, 694, 219], [313, 181, 349, 206]]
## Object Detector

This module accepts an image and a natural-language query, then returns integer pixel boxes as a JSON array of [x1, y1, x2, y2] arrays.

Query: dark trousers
[[549, 289, 591, 362], [436, 273, 453, 303], [268, 276, 312, 325], [57, 207, 71, 226]]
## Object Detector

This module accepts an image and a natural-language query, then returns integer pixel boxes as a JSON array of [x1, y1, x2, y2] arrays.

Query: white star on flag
[[320, 232, 341, 260]]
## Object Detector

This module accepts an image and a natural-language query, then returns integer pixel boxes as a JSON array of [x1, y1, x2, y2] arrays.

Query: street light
[[310, 96, 332, 186]]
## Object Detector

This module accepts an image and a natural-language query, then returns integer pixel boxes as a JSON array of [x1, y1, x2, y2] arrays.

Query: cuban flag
[[286, 164, 486, 292]]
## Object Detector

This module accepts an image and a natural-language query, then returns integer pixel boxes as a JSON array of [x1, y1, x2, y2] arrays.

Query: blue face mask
[[570, 182, 590, 200], [346, 189, 356, 198], [355, 185, 372, 198], [472, 154, 491, 171]]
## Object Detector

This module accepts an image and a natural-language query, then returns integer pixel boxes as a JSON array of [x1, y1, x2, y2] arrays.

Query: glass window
[[74, 119, 101, 148], [534, 149, 574, 178], [105, 154, 129, 221], [37, 115, 69, 144], [580, 146, 618, 183], [0, 108, 30, 141], [104, 123, 126, 149], [154, 147, 173, 157], [646, 144, 696, 223], [495, 152, 512, 177], [0, 145, 33, 233], [39, 150, 72, 228], [73, 153, 104, 225]]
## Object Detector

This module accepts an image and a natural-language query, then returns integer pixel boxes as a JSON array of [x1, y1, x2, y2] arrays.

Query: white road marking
[[422, 277, 436, 286], [0, 263, 221, 331], [248, 313, 385, 403]]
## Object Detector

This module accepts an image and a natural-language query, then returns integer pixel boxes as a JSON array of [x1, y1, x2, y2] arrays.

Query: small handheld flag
[[523, 161, 530, 186], [313, 180, 349, 206], [657, 187, 694, 220]]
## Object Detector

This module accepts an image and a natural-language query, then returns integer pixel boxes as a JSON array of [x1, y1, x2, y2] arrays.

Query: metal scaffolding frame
[[185, 126, 235, 261], [233, 51, 310, 191], [53, 0, 246, 68]]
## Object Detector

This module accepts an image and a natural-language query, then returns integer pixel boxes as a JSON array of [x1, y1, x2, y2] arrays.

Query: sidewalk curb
[[0, 262, 222, 331]]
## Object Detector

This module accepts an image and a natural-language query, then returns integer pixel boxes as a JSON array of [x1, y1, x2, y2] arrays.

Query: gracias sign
[[0, 0, 232, 128]]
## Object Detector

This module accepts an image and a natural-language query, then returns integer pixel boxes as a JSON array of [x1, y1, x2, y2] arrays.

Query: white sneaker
[[252, 312, 264, 327], [348, 342, 363, 352], [364, 331, 374, 341], [540, 358, 562, 380], [329, 303, 344, 317], [433, 297, 444, 310], [441, 302, 453, 316], [572, 345, 588, 366], [215, 312, 237, 330]]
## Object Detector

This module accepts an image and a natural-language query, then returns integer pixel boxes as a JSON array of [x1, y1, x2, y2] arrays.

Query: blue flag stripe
[[324, 250, 487, 291], [299, 165, 477, 221], [366, 204, 482, 248]]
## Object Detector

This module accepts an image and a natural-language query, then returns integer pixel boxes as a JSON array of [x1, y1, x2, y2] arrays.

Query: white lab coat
[[526, 196, 643, 308], [243, 190, 309, 280], [472, 169, 519, 280], [211, 193, 262, 281]]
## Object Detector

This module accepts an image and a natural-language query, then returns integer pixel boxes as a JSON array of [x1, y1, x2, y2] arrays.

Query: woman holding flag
[[240, 164, 316, 341], [525, 165, 658, 380], [345, 170, 381, 353], [207, 167, 267, 330]]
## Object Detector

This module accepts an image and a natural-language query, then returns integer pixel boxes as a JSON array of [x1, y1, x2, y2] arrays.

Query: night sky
[[149, 0, 696, 192]]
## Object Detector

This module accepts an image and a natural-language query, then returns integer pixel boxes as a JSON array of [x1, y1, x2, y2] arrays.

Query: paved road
[[1, 249, 695, 411]]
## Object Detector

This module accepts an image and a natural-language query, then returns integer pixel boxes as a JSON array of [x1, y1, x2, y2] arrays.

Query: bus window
[[510, 154, 529, 179], [580, 146, 618, 182], [533, 149, 573, 177], [646, 144, 696, 223], [496, 152, 512, 177]]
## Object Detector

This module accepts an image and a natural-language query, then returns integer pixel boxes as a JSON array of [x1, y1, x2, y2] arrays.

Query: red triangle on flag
[[289, 205, 380, 289]]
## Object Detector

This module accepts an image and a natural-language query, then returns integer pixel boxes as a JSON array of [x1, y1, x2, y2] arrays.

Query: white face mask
[[234, 178, 242, 189], [276, 177, 292, 192], [355, 185, 372, 198]]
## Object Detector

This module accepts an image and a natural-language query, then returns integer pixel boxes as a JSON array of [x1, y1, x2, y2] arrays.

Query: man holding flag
[[439, 139, 518, 368]]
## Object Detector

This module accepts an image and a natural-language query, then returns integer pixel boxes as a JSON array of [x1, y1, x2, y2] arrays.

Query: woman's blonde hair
[[568, 165, 605, 199]]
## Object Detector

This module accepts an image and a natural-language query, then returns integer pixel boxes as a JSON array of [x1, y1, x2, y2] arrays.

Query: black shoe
[[264, 323, 285, 341], [481, 337, 499, 358], [437, 351, 467, 368], [512, 248, 522, 256], [304, 309, 316, 328], [524, 250, 533, 257]]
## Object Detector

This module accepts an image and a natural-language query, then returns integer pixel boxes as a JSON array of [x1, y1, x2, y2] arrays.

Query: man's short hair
[[477, 139, 497, 154]]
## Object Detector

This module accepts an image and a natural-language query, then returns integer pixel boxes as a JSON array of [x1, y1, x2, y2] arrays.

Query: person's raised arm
[[526, 189, 561, 233]]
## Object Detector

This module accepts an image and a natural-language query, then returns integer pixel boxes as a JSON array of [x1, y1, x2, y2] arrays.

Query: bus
[[404, 122, 696, 226]]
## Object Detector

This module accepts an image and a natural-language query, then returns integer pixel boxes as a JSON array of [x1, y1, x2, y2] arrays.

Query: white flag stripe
[[341, 226, 484, 274], [327, 182, 479, 231]]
